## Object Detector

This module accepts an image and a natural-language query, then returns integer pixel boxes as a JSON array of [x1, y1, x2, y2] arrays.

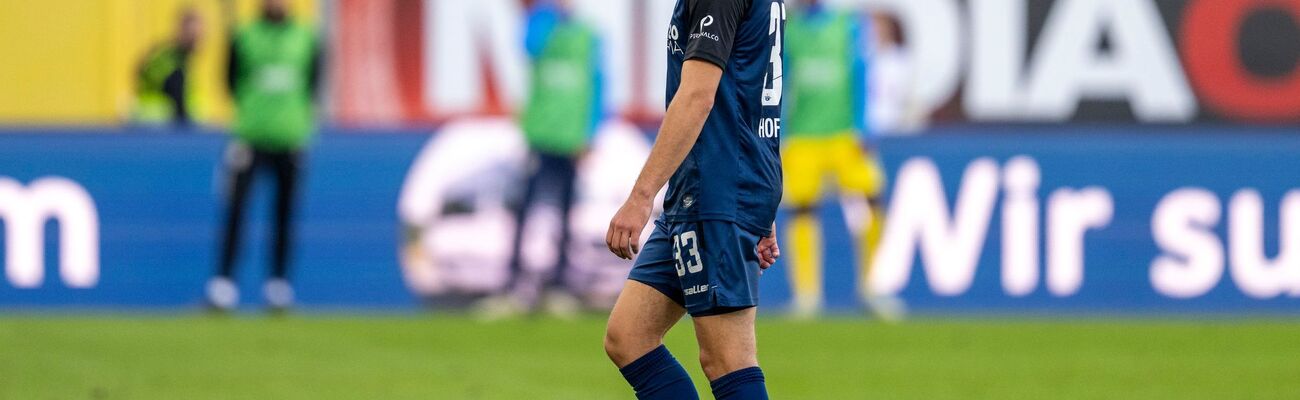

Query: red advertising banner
[[329, 0, 1300, 126]]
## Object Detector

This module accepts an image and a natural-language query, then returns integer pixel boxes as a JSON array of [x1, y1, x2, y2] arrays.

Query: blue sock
[[618, 345, 699, 400], [710, 366, 768, 400]]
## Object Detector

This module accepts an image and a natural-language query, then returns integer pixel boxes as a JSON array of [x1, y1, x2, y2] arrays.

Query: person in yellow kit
[[134, 8, 204, 127], [782, 0, 897, 319]]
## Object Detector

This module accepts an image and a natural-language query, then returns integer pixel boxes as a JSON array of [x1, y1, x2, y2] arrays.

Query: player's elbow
[[678, 87, 716, 114]]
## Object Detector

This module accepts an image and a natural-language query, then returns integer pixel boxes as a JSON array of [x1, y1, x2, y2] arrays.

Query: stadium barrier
[[1, 124, 1299, 315]]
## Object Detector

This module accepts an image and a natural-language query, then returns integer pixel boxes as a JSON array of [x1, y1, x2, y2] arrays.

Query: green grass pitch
[[2, 315, 1299, 399]]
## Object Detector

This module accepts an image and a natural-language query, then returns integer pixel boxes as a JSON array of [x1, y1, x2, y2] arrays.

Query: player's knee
[[602, 330, 626, 363], [603, 324, 659, 367], [698, 346, 758, 381]]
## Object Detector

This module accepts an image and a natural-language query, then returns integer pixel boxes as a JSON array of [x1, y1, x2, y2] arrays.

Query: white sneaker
[[542, 290, 582, 320], [865, 294, 908, 323], [474, 294, 527, 322], [789, 295, 822, 320], [264, 279, 295, 311], [206, 277, 239, 311]]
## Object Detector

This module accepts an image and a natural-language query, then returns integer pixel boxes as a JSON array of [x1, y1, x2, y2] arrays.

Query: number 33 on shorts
[[673, 231, 703, 277]]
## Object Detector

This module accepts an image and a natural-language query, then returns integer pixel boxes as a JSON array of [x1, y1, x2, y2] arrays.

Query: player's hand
[[607, 195, 652, 260], [756, 223, 780, 270]]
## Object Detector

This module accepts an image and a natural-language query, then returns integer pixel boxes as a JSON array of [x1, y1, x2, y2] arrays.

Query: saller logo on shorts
[[685, 284, 710, 295]]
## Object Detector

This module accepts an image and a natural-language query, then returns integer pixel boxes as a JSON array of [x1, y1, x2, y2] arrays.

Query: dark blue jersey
[[662, 0, 786, 237]]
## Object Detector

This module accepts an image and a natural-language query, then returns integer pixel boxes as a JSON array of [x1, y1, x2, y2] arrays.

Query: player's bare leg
[[694, 308, 768, 398], [693, 308, 758, 380], [605, 280, 686, 366], [606, 280, 699, 399]]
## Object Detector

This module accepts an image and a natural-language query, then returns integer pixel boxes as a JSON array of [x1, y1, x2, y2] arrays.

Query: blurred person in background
[[783, 0, 898, 319], [206, 0, 323, 312], [867, 12, 923, 134], [479, 0, 604, 319], [134, 8, 203, 128]]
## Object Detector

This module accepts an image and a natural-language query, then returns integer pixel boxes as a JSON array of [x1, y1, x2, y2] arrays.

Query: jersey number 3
[[761, 1, 787, 107], [674, 231, 703, 277]]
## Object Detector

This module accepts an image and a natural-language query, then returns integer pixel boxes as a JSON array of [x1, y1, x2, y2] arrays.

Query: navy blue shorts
[[628, 219, 763, 317]]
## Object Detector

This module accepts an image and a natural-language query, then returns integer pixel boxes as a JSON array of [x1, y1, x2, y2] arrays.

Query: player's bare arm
[[606, 59, 723, 260]]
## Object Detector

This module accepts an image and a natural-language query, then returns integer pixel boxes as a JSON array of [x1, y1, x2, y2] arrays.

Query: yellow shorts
[[782, 132, 886, 207]]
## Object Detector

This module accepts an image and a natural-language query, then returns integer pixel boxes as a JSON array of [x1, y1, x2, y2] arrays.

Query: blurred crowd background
[[1, 0, 1299, 318], [0, 0, 922, 130]]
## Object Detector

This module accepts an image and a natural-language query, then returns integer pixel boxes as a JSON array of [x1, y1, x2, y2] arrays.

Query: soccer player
[[206, 0, 323, 312], [782, 0, 889, 318], [604, 0, 785, 398]]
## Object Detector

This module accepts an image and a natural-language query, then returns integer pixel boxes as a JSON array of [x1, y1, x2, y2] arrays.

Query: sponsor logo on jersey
[[690, 15, 720, 42]]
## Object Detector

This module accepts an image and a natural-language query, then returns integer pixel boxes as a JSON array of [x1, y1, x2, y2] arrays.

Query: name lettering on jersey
[[684, 284, 710, 296], [667, 25, 683, 55], [757, 117, 781, 138]]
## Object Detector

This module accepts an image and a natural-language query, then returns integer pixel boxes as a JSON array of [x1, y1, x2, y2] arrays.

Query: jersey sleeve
[[684, 0, 751, 69]]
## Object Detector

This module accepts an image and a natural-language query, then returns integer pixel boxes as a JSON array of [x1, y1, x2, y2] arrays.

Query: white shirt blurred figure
[[867, 12, 926, 135]]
